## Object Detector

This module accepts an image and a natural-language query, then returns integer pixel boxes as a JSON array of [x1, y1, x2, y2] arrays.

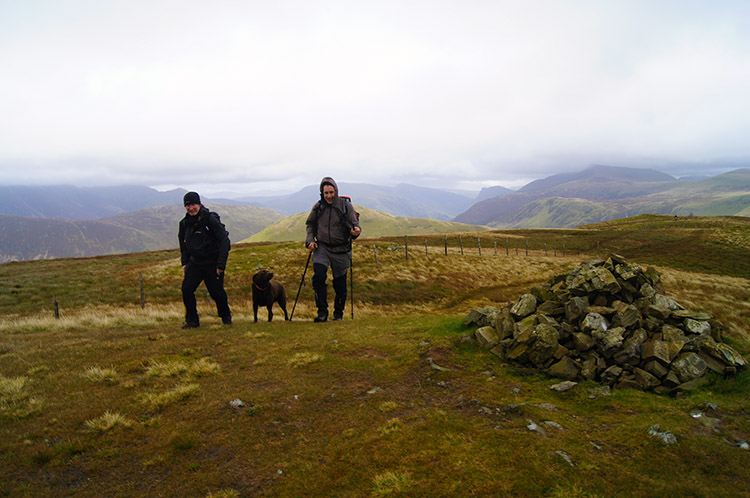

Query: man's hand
[[350, 226, 361, 237], [216, 268, 224, 275], [307, 242, 318, 252]]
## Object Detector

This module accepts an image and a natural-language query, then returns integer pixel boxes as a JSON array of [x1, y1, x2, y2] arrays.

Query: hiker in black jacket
[[305, 177, 361, 322], [179, 191, 232, 328]]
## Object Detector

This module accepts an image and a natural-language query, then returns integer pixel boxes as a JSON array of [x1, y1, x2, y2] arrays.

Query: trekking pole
[[350, 247, 354, 319], [290, 251, 312, 321]]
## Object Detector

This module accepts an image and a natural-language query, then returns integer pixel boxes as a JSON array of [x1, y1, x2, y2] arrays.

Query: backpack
[[316, 195, 360, 239]]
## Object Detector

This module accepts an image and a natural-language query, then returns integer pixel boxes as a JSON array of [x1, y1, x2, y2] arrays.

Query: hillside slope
[[0, 204, 284, 262], [455, 166, 750, 228], [239, 182, 477, 220], [243, 205, 490, 243]]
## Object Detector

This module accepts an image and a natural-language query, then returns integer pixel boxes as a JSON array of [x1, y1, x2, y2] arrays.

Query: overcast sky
[[1, 0, 749, 196]]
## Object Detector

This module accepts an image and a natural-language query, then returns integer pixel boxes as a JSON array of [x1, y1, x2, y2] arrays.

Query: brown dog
[[252, 270, 289, 322]]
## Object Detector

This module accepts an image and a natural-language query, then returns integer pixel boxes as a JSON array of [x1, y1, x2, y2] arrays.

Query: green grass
[[1, 217, 749, 496]]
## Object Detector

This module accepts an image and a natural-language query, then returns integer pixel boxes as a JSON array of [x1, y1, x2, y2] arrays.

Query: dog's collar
[[254, 283, 269, 291]]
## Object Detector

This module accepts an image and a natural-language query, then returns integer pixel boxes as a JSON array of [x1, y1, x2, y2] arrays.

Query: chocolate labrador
[[252, 270, 289, 322]]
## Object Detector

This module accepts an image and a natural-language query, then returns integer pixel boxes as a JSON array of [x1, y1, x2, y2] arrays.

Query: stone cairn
[[465, 254, 746, 394]]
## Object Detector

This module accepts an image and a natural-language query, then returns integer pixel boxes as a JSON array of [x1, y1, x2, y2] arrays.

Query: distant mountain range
[[0, 182, 479, 221], [453, 165, 750, 227], [0, 205, 283, 263], [2, 165, 749, 261], [239, 182, 478, 220], [0, 185, 190, 220]]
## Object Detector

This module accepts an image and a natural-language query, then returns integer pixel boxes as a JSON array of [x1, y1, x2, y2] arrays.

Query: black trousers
[[182, 262, 231, 324]]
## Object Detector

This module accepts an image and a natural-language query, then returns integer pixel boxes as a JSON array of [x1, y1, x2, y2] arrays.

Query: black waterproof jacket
[[179, 205, 230, 269]]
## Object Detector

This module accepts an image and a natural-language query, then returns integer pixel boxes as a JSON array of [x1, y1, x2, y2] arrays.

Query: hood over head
[[319, 177, 338, 196]]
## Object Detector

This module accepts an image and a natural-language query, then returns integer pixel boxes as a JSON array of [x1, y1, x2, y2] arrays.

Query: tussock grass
[[145, 357, 221, 378], [141, 383, 200, 410], [84, 411, 133, 432], [0, 304, 183, 333], [379, 401, 399, 412], [82, 366, 120, 384], [288, 352, 323, 367], [0, 374, 41, 418], [660, 268, 750, 343], [378, 417, 404, 435], [373, 471, 414, 495], [205, 490, 240, 498]]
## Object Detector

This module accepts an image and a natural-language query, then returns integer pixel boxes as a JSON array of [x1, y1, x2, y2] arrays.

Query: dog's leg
[[279, 299, 289, 320], [267, 305, 273, 322], [253, 304, 259, 323]]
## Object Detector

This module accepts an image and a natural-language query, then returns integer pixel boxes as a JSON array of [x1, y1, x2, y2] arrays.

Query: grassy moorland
[[1, 215, 749, 497]]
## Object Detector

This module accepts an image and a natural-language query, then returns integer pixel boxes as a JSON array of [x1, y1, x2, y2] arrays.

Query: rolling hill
[[243, 205, 491, 243], [238, 182, 478, 220], [454, 165, 750, 228], [0, 185, 191, 220], [0, 204, 284, 262]]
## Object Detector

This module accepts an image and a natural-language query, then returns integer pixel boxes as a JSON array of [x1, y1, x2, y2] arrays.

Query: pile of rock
[[466, 254, 746, 393]]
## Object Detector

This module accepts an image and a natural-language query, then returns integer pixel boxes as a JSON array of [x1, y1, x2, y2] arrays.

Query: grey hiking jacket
[[305, 177, 361, 253]]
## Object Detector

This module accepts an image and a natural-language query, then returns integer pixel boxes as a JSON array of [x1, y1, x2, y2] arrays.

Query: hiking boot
[[182, 322, 199, 329], [332, 312, 343, 321], [222, 316, 232, 325], [314, 311, 328, 323]]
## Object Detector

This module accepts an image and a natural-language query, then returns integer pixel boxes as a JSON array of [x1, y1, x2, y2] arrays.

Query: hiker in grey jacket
[[305, 177, 361, 322]]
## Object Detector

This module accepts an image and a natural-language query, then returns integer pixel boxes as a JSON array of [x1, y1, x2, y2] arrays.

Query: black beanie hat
[[183, 191, 201, 206]]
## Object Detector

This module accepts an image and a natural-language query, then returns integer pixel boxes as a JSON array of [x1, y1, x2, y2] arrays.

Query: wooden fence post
[[525, 239, 528, 256], [374, 244, 379, 269], [405, 235, 409, 263], [478, 237, 482, 256], [544, 243, 547, 256], [425, 240, 428, 257], [139, 272, 145, 309], [494, 241, 498, 256], [506, 237, 509, 256], [444, 234, 448, 255], [459, 235, 464, 255], [53, 295, 60, 319]]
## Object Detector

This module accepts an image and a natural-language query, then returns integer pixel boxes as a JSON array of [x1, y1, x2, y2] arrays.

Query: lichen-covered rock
[[588, 267, 621, 294], [548, 357, 580, 380], [582, 313, 608, 335], [511, 294, 537, 320], [475, 326, 500, 349], [495, 306, 515, 340], [527, 324, 560, 367], [671, 352, 707, 383], [634, 368, 661, 390], [642, 340, 671, 365], [592, 326, 625, 358], [465, 307, 499, 327], [612, 304, 641, 329], [572, 333, 595, 351], [712, 343, 747, 368], [600, 365, 623, 385], [684, 318, 711, 336], [565, 296, 589, 323]]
